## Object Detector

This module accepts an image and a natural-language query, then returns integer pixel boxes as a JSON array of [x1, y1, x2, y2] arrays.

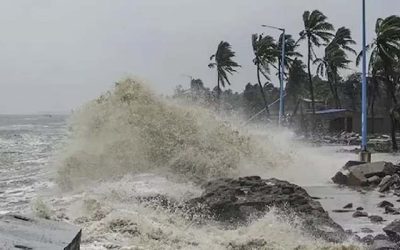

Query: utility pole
[[261, 25, 286, 127], [360, 0, 371, 162]]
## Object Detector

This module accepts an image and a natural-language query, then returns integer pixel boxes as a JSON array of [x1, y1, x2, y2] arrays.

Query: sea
[[1, 80, 400, 249]]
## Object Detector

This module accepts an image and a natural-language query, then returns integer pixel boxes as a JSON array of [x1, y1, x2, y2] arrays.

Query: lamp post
[[360, 0, 371, 162], [261, 25, 286, 126]]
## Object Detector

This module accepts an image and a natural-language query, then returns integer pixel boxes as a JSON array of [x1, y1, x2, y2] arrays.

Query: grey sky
[[0, 0, 399, 114]]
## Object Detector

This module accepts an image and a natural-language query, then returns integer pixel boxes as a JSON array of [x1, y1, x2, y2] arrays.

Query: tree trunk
[[391, 112, 398, 151], [327, 73, 335, 107], [371, 95, 375, 134], [217, 73, 221, 99], [307, 39, 316, 130], [257, 64, 270, 117], [333, 73, 341, 109]]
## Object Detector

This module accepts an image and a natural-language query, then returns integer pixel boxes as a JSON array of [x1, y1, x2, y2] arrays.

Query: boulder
[[374, 234, 389, 241], [332, 161, 397, 186], [369, 215, 384, 223], [379, 174, 400, 193], [352, 211, 368, 217], [383, 220, 400, 242], [385, 206, 400, 215], [343, 203, 353, 209], [361, 228, 374, 233], [378, 201, 394, 208], [371, 240, 398, 250], [361, 234, 374, 245], [357, 207, 364, 211], [368, 175, 382, 184], [187, 176, 347, 243]]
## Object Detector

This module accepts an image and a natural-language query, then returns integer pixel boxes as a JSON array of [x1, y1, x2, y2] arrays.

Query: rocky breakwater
[[332, 161, 400, 249], [332, 161, 400, 193], [186, 176, 348, 243]]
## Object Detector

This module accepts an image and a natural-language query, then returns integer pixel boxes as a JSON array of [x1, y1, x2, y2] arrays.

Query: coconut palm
[[314, 27, 355, 108], [208, 41, 241, 99], [299, 10, 334, 116], [315, 47, 350, 108], [251, 34, 277, 117], [277, 34, 302, 78], [356, 15, 400, 150]]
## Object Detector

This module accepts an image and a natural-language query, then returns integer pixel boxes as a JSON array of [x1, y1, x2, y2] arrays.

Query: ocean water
[[2, 79, 398, 249]]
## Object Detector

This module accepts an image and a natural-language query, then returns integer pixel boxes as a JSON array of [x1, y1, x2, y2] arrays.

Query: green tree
[[208, 41, 241, 99], [251, 34, 277, 116], [357, 15, 400, 150], [277, 34, 302, 78], [315, 27, 356, 108], [299, 10, 334, 116]]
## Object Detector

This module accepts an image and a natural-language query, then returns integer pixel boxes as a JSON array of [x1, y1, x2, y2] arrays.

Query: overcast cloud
[[0, 0, 399, 114]]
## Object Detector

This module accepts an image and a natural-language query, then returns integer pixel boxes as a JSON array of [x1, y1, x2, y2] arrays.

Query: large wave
[[56, 78, 286, 189]]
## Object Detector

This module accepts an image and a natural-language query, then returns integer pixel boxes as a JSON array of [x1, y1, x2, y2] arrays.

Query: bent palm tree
[[277, 34, 302, 78], [356, 15, 400, 150], [251, 34, 277, 117], [299, 10, 334, 117], [208, 41, 241, 99], [315, 27, 355, 108]]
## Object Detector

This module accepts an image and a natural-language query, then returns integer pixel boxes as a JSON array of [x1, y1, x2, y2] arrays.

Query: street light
[[261, 24, 286, 126], [360, 0, 371, 162]]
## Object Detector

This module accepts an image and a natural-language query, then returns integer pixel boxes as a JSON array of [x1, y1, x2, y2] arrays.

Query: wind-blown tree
[[314, 27, 356, 108], [299, 10, 334, 116], [277, 34, 303, 78], [286, 58, 308, 120], [357, 15, 400, 150], [251, 34, 277, 117], [208, 41, 241, 99]]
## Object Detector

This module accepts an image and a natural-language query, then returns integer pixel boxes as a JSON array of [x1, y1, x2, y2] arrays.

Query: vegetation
[[208, 41, 241, 99], [174, 11, 400, 150]]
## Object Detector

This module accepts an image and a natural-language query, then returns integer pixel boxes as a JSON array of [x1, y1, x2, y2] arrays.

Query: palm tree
[[277, 34, 302, 78], [314, 27, 355, 108], [315, 47, 350, 108], [251, 34, 277, 117], [299, 10, 334, 116], [208, 41, 241, 99], [356, 15, 400, 150]]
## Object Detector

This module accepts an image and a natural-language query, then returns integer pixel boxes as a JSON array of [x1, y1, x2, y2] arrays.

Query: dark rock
[[332, 171, 348, 185], [228, 239, 267, 250], [361, 234, 374, 245], [379, 174, 400, 193], [368, 175, 382, 184], [187, 176, 347, 243], [343, 203, 353, 209], [379, 175, 392, 188], [345, 229, 353, 235], [383, 220, 400, 242], [332, 209, 354, 213], [332, 161, 396, 186], [343, 160, 366, 169], [357, 207, 364, 211], [374, 234, 389, 241], [371, 240, 398, 250], [385, 206, 400, 215], [361, 227, 374, 233], [353, 211, 368, 217], [378, 201, 394, 208], [369, 215, 384, 223], [353, 235, 361, 242]]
